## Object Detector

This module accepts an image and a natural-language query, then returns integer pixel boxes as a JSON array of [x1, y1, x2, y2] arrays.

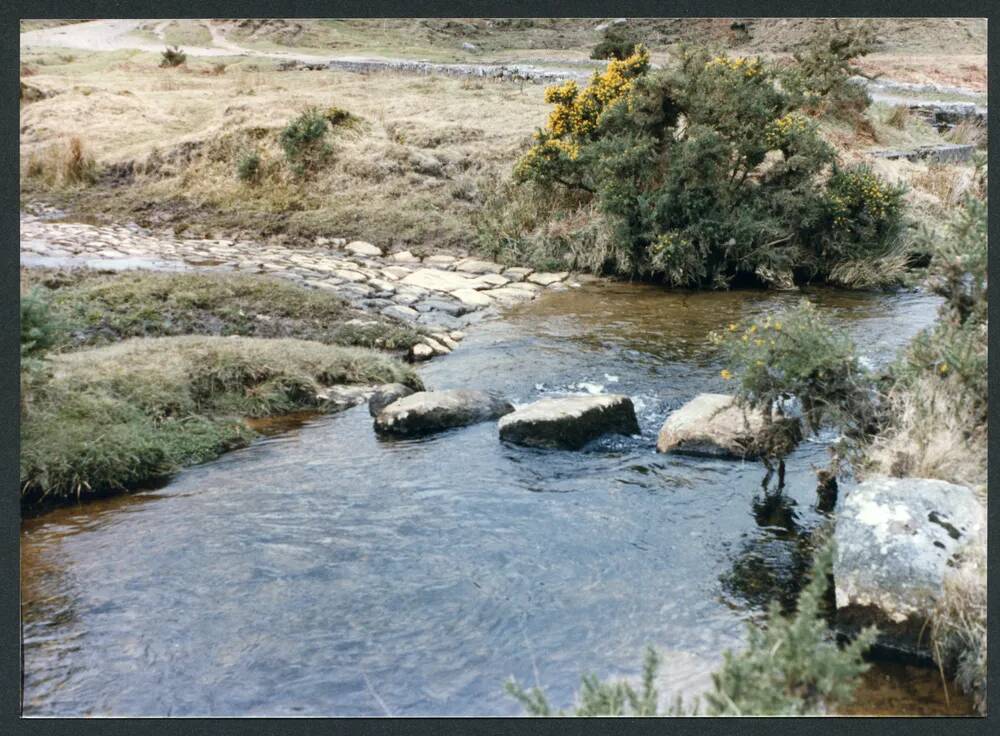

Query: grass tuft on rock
[[21, 335, 421, 507]]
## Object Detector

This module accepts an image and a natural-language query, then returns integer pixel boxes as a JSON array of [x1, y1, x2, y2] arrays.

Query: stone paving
[[19, 209, 579, 344]]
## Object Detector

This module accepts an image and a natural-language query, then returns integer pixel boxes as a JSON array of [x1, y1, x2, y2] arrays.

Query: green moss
[[20, 335, 422, 507]]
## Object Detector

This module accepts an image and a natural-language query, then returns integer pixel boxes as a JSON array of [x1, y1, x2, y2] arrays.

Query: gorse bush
[[236, 150, 263, 183], [710, 301, 875, 462], [485, 45, 905, 289], [505, 541, 876, 716], [590, 26, 640, 61], [159, 45, 187, 68], [782, 21, 877, 121], [279, 108, 333, 176]]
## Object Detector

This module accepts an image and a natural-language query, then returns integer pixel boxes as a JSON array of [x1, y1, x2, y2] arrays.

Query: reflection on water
[[22, 281, 966, 716]]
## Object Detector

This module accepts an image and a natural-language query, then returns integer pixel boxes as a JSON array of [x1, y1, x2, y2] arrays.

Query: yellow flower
[[773, 322, 782, 331], [728, 323, 737, 332], [720, 369, 732, 380], [939, 363, 949, 375], [748, 324, 757, 334]]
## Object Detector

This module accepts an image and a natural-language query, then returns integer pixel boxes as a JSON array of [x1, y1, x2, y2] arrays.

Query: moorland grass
[[21, 268, 424, 351], [20, 335, 421, 507]]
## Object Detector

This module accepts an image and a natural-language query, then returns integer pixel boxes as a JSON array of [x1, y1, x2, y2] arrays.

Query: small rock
[[498, 395, 640, 450], [346, 240, 382, 257], [449, 330, 465, 342], [334, 269, 368, 283], [390, 250, 422, 263], [315, 236, 331, 247], [454, 258, 506, 275], [381, 266, 412, 280], [462, 41, 478, 51], [374, 389, 514, 437], [451, 288, 492, 307], [526, 271, 569, 286], [368, 383, 416, 417], [382, 305, 420, 322], [409, 343, 434, 362], [431, 333, 459, 350], [472, 273, 509, 289], [424, 254, 457, 267], [422, 337, 451, 356], [413, 298, 469, 316], [502, 267, 533, 281]]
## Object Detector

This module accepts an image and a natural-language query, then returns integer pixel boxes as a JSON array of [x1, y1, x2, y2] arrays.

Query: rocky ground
[[20, 208, 581, 353]]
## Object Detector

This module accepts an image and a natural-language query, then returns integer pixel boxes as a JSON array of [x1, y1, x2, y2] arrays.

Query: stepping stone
[[334, 269, 368, 283], [656, 393, 800, 459], [498, 395, 640, 450], [374, 389, 514, 437]]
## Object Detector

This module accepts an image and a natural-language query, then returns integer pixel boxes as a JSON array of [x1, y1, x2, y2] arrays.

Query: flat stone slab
[[400, 268, 480, 293], [451, 288, 493, 307], [374, 389, 514, 437], [834, 476, 985, 659], [526, 271, 569, 286], [656, 393, 799, 459], [454, 258, 505, 274], [498, 394, 640, 450]]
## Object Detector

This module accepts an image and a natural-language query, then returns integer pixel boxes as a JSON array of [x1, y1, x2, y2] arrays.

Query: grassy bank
[[21, 335, 421, 508], [21, 268, 425, 351]]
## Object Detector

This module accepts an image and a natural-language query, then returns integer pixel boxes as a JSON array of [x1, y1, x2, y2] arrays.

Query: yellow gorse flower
[[720, 369, 733, 380]]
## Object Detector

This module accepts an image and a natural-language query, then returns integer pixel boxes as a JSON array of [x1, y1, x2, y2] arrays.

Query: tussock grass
[[21, 335, 421, 506], [21, 268, 425, 351], [864, 376, 986, 488], [931, 529, 986, 715], [23, 136, 98, 187]]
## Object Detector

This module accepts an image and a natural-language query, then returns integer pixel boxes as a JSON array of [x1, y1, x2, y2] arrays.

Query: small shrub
[[63, 136, 98, 184], [590, 26, 640, 61], [211, 62, 227, 76], [236, 150, 262, 183], [505, 540, 876, 716], [21, 287, 62, 361], [159, 45, 187, 68], [279, 108, 332, 176]]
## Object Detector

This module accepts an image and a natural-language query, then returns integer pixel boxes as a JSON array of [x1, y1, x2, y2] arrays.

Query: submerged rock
[[833, 476, 985, 660], [498, 394, 639, 450], [374, 389, 514, 437], [655, 393, 799, 459], [368, 383, 416, 417]]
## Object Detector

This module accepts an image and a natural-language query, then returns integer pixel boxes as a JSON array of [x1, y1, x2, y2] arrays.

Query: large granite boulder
[[833, 476, 986, 659], [498, 394, 639, 450], [374, 389, 513, 437], [655, 393, 799, 459]]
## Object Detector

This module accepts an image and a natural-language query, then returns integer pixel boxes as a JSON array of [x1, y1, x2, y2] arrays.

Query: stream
[[20, 280, 974, 716]]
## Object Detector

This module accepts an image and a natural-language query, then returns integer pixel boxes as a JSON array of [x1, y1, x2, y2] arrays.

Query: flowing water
[[20, 281, 974, 716]]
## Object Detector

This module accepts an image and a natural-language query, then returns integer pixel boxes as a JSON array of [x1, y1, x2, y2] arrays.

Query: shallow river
[[21, 281, 973, 716]]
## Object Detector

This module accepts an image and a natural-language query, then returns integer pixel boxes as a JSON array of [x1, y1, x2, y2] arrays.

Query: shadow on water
[[21, 280, 966, 716]]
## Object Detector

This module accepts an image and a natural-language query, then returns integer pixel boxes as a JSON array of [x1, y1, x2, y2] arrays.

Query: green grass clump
[[20, 335, 421, 506], [505, 540, 876, 716], [22, 268, 424, 352]]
